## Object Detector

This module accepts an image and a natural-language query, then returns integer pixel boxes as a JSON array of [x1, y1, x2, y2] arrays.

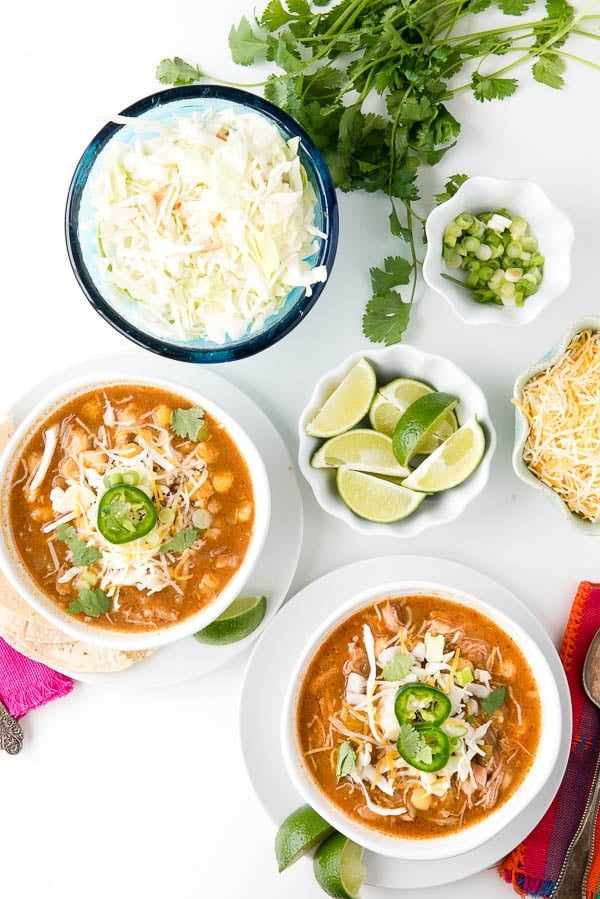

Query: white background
[[2, 1, 600, 897]]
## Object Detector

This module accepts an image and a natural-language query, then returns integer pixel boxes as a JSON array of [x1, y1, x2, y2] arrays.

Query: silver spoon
[[551, 629, 600, 898], [0, 699, 23, 755]]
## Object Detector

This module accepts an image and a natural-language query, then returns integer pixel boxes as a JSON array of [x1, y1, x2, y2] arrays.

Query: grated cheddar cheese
[[516, 329, 600, 521]]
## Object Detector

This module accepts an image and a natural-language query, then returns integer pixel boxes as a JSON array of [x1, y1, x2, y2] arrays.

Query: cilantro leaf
[[260, 0, 292, 30], [159, 527, 200, 555], [499, 0, 535, 13], [471, 72, 518, 102], [229, 16, 266, 66], [68, 588, 111, 618], [389, 205, 412, 243], [397, 723, 432, 766], [56, 524, 102, 567], [155, 57, 203, 86], [336, 740, 356, 779], [370, 257, 412, 294], [381, 653, 413, 681], [532, 54, 565, 89], [435, 173, 469, 205], [482, 686, 507, 716], [363, 288, 412, 345], [170, 406, 207, 441]]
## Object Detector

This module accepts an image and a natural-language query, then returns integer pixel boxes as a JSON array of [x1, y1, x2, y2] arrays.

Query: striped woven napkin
[[0, 635, 72, 720], [499, 581, 600, 897]]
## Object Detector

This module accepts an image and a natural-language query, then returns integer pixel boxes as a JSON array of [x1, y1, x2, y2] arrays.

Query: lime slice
[[392, 392, 459, 467], [402, 415, 486, 493], [193, 595, 267, 645], [370, 378, 458, 451], [311, 429, 409, 477], [306, 359, 376, 438], [337, 467, 426, 522], [275, 805, 335, 872], [313, 832, 366, 899]]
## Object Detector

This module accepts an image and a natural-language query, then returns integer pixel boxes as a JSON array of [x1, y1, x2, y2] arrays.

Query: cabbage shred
[[91, 110, 327, 344]]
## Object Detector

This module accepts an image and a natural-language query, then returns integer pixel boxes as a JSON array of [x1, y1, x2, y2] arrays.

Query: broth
[[8, 383, 255, 631], [296, 594, 541, 839]]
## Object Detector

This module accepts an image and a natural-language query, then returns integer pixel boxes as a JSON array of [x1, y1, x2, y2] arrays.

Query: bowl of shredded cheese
[[65, 86, 338, 363], [512, 316, 600, 533]]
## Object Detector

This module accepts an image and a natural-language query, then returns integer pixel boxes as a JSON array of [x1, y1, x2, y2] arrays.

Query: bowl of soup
[[0, 374, 270, 650], [281, 582, 560, 860]]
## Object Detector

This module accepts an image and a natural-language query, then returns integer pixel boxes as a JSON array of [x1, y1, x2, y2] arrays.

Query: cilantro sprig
[[68, 588, 111, 618], [157, 0, 600, 344], [335, 740, 356, 780], [159, 526, 200, 554], [56, 524, 102, 567], [170, 406, 207, 442]]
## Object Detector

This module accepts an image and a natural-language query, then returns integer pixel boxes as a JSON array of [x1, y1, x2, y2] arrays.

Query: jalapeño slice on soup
[[8, 384, 255, 632], [296, 595, 541, 839]]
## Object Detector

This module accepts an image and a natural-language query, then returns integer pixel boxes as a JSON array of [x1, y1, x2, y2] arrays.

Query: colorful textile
[[499, 582, 600, 896], [0, 635, 73, 720]]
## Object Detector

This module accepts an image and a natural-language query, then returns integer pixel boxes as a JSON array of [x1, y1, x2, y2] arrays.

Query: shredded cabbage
[[91, 109, 327, 344]]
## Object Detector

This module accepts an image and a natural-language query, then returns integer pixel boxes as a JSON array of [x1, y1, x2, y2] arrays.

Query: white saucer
[[7, 352, 303, 687], [239, 555, 571, 890]]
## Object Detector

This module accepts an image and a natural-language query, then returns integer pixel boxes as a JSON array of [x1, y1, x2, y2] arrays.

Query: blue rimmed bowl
[[65, 85, 339, 363], [512, 315, 600, 534]]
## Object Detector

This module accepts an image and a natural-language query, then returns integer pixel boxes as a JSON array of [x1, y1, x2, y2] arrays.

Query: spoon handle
[[551, 753, 600, 898]]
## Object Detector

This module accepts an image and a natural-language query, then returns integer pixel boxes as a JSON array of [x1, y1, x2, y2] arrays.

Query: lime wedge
[[370, 377, 458, 451], [392, 392, 459, 467], [193, 595, 267, 645], [275, 805, 335, 872], [313, 832, 366, 899], [337, 467, 425, 522], [311, 429, 409, 477], [306, 359, 376, 438], [402, 416, 486, 493]]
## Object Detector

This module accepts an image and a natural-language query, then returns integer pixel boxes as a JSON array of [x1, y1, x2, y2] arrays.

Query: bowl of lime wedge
[[298, 345, 496, 537]]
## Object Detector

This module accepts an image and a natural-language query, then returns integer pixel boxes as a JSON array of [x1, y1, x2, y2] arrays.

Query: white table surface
[[2, 2, 600, 897]]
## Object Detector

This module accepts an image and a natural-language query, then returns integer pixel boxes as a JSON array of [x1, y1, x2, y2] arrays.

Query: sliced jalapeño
[[97, 484, 157, 545], [394, 684, 451, 727]]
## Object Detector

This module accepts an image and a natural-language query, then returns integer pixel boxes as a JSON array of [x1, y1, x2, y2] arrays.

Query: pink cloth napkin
[[0, 636, 73, 719]]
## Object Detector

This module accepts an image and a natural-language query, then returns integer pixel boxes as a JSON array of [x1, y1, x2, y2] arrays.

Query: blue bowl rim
[[64, 84, 339, 363]]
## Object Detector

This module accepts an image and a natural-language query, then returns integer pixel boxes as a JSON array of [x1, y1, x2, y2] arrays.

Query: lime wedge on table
[[193, 595, 267, 645], [306, 358, 376, 438], [313, 832, 366, 899], [275, 804, 334, 872], [311, 430, 409, 477], [402, 416, 486, 493], [392, 392, 459, 467], [337, 468, 425, 522], [370, 377, 458, 451]]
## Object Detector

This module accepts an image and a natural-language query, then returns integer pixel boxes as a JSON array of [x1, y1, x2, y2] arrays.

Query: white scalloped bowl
[[298, 345, 496, 537], [422, 176, 574, 326], [512, 315, 600, 535]]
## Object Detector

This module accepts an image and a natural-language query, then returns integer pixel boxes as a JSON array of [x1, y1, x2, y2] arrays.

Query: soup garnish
[[8, 384, 255, 631], [296, 594, 541, 838]]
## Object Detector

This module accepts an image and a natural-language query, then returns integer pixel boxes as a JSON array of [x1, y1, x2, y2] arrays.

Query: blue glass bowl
[[65, 85, 339, 363]]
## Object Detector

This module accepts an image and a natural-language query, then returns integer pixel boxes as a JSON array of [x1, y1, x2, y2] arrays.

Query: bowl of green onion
[[422, 176, 574, 326]]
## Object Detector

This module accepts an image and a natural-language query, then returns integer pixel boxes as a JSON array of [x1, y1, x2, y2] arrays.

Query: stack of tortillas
[[0, 415, 154, 674]]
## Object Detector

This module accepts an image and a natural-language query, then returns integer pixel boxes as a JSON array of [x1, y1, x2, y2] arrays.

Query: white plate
[[239, 555, 571, 891], [7, 353, 303, 687]]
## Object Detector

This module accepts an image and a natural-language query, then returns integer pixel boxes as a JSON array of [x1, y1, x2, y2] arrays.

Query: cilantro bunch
[[157, 0, 600, 344]]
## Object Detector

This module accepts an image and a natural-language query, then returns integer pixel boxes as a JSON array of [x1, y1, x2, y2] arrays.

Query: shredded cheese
[[516, 329, 600, 521]]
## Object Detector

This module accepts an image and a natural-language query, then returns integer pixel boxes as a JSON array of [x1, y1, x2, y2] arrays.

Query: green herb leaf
[[369, 256, 412, 294], [532, 54, 566, 90], [229, 16, 266, 66], [68, 588, 111, 618], [482, 686, 507, 716], [499, 0, 535, 13], [381, 653, 413, 681], [260, 0, 292, 30], [336, 740, 356, 779], [170, 406, 207, 441], [155, 57, 203, 86], [397, 723, 432, 766], [389, 206, 412, 243], [472, 72, 518, 103], [435, 173, 469, 205], [56, 523, 102, 567], [363, 288, 412, 346], [159, 526, 201, 555]]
